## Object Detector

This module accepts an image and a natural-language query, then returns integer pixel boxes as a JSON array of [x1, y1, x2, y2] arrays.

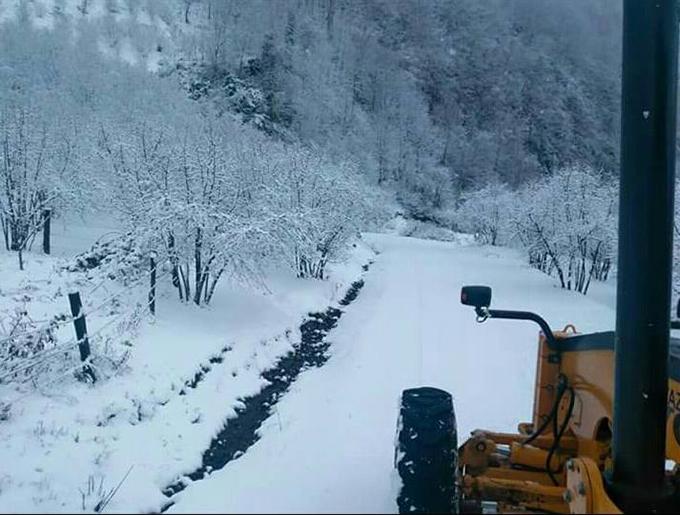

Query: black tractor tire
[[396, 387, 458, 514]]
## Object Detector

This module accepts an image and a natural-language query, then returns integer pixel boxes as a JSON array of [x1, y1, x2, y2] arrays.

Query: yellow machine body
[[459, 327, 680, 513]]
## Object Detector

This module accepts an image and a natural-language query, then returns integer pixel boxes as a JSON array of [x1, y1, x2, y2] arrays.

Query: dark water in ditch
[[160, 277, 367, 511]]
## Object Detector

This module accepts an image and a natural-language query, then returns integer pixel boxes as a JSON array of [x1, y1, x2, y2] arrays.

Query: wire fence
[[0, 265, 171, 346], [0, 309, 133, 385], [3, 359, 95, 407], [82, 268, 172, 318], [0, 262, 172, 400]]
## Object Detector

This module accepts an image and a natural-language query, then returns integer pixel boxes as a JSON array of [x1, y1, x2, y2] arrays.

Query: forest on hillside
[[176, 0, 622, 211]]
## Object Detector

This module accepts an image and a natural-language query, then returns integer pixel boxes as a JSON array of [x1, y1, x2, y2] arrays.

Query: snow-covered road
[[169, 233, 616, 514]]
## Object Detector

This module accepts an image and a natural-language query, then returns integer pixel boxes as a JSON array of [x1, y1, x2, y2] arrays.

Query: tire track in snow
[[159, 263, 373, 512]]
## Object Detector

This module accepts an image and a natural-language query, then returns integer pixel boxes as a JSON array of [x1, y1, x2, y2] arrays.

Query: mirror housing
[[461, 286, 492, 309]]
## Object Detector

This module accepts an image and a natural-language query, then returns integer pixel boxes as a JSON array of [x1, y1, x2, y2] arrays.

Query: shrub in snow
[[0, 308, 61, 382], [65, 232, 147, 284], [455, 167, 617, 295], [0, 107, 79, 269], [512, 165, 617, 294], [97, 116, 264, 305], [455, 182, 514, 246], [0, 315, 129, 388], [263, 143, 386, 279], [390, 216, 467, 243], [98, 108, 383, 304]]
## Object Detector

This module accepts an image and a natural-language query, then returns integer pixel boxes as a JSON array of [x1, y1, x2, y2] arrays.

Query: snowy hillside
[[0, 0, 205, 70]]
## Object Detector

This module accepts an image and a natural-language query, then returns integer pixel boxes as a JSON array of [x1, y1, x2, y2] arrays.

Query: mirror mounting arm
[[481, 308, 559, 348], [474, 306, 490, 322]]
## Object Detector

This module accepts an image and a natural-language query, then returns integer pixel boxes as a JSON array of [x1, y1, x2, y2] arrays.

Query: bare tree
[[0, 108, 73, 269]]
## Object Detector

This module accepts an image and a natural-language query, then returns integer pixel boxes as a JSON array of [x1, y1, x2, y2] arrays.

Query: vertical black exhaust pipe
[[612, 0, 678, 509]]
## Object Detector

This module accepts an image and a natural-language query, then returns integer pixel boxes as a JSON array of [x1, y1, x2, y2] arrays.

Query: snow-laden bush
[[262, 143, 385, 279], [0, 308, 59, 366], [65, 232, 147, 284], [0, 307, 130, 390], [0, 106, 80, 269], [456, 166, 617, 295], [384, 214, 470, 243], [98, 115, 278, 305], [455, 183, 514, 246], [513, 166, 617, 294], [98, 110, 387, 303]]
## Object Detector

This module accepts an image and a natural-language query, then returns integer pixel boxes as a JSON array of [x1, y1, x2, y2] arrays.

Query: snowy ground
[[0, 216, 374, 513], [0, 217, 621, 513], [165, 232, 617, 514]]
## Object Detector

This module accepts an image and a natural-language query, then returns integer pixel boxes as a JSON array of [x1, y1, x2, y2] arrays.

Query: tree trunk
[[42, 209, 51, 255], [206, 267, 225, 304], [193, 228, 202, 305], [179, 264, 190, 302], [184, 1, 191, 23], [168, 232, 183, 301], [1, 217, 9, 251]]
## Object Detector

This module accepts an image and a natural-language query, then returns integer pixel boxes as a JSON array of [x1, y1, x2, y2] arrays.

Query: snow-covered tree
[[261, 143, 384, 279], [455, 183, 514, 246], [99, 113, 275, 305], [0, 107, 78, 269], [512, 166, 617, 294]]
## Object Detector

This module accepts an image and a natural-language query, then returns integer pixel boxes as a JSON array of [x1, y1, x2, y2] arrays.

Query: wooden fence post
[[42, 209, 51, 255], [68, 291, 95, 382], [149, 252, 157, 315]]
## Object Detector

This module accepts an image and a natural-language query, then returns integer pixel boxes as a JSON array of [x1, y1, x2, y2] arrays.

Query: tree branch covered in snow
[[456, 166, 617, 295], [98, 109, 388, 304], [0, 106, 79, 269]]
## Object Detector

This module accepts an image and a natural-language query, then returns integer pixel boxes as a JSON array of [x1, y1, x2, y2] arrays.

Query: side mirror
[[461, 286, 492, 309]]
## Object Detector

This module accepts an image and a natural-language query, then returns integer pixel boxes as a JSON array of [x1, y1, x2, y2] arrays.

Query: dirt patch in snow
[[159, 272, 369, 510]]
